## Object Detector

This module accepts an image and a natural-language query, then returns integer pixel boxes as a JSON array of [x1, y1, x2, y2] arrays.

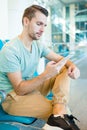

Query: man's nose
[[40, 26, 45, 32]]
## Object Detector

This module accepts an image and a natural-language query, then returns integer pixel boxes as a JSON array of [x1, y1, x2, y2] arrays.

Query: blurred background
[[0, 0, 87, 71], [0, 0, 87, 130]]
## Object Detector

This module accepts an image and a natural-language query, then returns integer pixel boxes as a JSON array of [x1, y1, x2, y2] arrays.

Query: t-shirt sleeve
[[38, 43, 51, 57], [0, 46, 21, 72], [42, 46, 51, 57]]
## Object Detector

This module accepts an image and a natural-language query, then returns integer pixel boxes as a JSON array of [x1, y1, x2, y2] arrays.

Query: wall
[[8, 0, 34, 39], [0, 0, 35, 39], [0, 0, 8, 39]]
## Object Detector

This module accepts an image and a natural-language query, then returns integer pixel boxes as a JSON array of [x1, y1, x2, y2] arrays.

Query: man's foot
[[42, 114, 80, 130]]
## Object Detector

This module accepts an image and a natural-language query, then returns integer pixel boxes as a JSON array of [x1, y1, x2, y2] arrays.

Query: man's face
[[25, 11, 47, 40]]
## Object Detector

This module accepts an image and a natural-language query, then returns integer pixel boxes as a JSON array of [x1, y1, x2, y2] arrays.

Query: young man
[[0, 5, 80, 130]]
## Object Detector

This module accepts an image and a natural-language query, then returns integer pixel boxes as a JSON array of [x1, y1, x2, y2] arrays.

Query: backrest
[[0, 90, 6, 104], [0, 40, 4, 50]]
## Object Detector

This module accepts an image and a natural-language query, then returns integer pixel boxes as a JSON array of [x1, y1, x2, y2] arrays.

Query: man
[[0, 5, 80, 130]]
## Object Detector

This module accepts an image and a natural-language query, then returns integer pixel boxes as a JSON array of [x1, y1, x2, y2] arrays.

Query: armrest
[[0, 90, 6, 104]]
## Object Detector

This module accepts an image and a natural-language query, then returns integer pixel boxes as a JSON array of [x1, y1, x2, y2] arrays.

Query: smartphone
[[57, 53, 73, 71]]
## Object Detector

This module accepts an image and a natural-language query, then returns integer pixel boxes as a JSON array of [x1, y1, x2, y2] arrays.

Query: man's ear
[[23, 17, 29, 26]]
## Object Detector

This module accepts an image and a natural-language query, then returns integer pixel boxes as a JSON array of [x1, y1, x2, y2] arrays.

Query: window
[[66, 6, 70, 18], [76, 22, 87, 31], [52, 34, 63, 43], [66, 34, 70, 42], [75, 33, 84, 42]]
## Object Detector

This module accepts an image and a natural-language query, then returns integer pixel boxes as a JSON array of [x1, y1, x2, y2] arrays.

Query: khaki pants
[[2, 67, 70, 120]]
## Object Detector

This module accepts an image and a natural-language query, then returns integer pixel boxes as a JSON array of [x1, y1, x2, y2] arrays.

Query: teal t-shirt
[[0, 37, 51, 93]]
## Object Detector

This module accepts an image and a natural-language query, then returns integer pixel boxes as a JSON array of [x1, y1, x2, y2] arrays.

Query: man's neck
[[18, 33, 33, 52]]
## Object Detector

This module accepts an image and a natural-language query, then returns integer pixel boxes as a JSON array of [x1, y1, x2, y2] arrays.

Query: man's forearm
[[15, 72, 48, 95], [65, 60, 75, 68]]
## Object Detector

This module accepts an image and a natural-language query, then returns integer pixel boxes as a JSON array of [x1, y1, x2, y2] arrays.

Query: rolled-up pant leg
[[52, 67, 70, 105]]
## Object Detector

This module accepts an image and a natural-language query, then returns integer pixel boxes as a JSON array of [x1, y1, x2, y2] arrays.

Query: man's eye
[[36, 22, 47, 27], [37, 23, 41, 25]]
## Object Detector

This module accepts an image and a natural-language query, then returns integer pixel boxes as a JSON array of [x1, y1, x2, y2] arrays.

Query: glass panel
[[66, 6, 70, 19], [66, 34, 70, 42]]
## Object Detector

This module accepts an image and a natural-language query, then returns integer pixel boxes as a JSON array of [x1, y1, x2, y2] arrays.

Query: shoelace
[[62, 114, 80, 129], [68, 115, 80, 122]]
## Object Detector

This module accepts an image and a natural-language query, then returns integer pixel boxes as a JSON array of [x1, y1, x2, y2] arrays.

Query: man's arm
[[7, 71, 48, 96], [7, 60, 59, 96], [45, 50, 73, 67], [7, 51, 63, 96], [45, 50, 80, 79], [7, 51, 80, 96], [45, 50, 63, 62]]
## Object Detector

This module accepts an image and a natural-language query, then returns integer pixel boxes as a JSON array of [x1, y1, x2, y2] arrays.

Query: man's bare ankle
[[53, 103, 67, 116]]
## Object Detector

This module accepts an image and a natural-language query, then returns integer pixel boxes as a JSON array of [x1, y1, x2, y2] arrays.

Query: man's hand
[[68, 65, 80, 79], [44, 61, 58, 79]]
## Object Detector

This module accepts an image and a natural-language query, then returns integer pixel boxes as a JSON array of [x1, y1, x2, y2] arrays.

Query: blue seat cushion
[[0, 105, 37, 124], [46, 91, 53, 100], [0, 123, 19, 130], [0, 40, 4, 50]]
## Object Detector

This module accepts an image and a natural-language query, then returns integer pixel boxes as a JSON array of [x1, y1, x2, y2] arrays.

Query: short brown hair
[[22, 5, 49, 25]]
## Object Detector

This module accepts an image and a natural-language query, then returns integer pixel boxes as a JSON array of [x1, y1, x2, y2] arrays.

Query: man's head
[[22, 5, 48, 25], [22, 5, 49, 40]]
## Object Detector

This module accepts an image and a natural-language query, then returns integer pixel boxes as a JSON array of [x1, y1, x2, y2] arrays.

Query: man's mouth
[[36, 32, 42, 37]]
